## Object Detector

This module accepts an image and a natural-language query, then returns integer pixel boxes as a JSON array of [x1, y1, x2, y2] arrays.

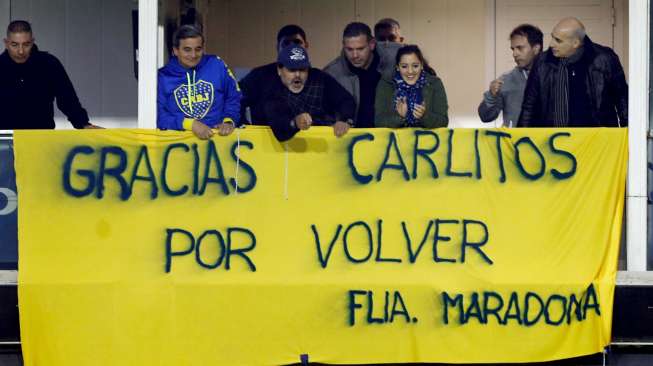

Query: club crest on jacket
[[173, 80, 215, 119]]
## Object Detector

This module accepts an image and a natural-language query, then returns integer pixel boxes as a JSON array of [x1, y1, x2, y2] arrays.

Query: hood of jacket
[[159, 54, 211, 76]]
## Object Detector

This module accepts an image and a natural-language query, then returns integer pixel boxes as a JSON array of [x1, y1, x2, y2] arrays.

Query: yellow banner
[[14, 127, 627, 365]]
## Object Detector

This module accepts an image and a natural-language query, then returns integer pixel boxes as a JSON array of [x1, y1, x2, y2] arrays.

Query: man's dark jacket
[[0, 46, 89, 129], [518, 36, 628, 127], [263, 68, 355, 141], [239, 62, 278, 124]]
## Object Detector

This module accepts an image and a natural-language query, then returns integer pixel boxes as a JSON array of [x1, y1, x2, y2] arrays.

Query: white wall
[[6, 0, 138, 129], [0, 0, 9, 29]]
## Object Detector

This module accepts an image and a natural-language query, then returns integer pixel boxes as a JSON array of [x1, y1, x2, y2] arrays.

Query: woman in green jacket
[[375, 45, 449, 128]]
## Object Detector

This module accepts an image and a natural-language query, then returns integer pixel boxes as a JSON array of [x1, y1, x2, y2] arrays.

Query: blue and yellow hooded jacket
[[157, 54, 241, 130]]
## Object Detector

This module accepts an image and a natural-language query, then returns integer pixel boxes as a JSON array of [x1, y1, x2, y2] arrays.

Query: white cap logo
[[290, 48, 306, 61]]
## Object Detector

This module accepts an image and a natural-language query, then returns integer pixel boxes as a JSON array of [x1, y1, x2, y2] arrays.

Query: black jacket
[[263, 68, 355, 141], [0, 46, 89, 129], [519, 36, 628, 127], [240, 62, 279, 124]]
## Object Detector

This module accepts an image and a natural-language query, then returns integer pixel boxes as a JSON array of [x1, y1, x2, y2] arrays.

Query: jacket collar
[[168, 54, 210, 73], [1, 44, 40, 65], [337, 48, 384, 77], [544, 35, 596, 66]]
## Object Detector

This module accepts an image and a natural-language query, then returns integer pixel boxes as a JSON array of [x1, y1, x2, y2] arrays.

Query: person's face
[[278, 34, 308, 53], [510, 35, 540, 69], [397, 53, 423, 85], [278, 66, 309, 93], [391, 25, 404, 43], [343, 35, 375, 69], [173, 36, 204, 69], [549, 27, 580, 58], [4, 32, 34, 64]]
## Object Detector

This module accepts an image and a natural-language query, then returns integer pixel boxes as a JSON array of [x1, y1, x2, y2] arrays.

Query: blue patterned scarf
[[393, 70, 427, 126]]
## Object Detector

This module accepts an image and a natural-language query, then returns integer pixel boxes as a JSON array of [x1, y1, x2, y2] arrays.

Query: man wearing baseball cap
[[240, 24, 309, 124], [263, 45, 355, 141]]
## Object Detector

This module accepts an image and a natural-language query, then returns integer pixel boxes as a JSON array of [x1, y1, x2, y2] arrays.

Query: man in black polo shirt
[[0, 20, 100, 129]]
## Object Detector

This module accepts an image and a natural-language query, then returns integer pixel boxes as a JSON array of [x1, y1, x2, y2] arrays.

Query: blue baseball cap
[[277, 45, 311, 69]]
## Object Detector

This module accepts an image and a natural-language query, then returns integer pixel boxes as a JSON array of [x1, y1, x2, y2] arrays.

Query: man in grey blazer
[[324, 22, 399, 128], [478, 24, 542, 127]]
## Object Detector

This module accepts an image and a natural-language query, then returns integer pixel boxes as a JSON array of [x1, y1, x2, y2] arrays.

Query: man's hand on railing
[[191, 120, 214, 140], [332, 121, 350, 138], [294, 113, 312, 130], [216, 121, 235, 136]]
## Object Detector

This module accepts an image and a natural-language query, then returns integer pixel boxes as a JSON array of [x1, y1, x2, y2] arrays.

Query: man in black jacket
[[518, 17, 627, 127], [264, 45, 355, 141], [0, 20, 99, 129], [240, 24, 309, 125]]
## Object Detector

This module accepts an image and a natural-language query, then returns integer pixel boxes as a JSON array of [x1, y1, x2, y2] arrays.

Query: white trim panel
[[138, 0, 158, 129], [627, 0, 649, 271]]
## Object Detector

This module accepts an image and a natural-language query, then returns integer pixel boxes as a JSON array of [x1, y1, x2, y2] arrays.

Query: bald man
[[519, 17, 627, 127]]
